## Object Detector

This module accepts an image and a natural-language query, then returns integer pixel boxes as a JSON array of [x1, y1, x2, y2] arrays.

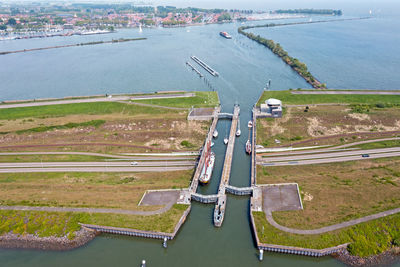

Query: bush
[[180, 140, 195, 148]]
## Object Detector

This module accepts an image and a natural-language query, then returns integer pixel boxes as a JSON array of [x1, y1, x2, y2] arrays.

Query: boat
[[224, 137, 229, 145], [199, 142, 215, 184], [248, 120, 253, 128], [246, 140, 252, 154], [236, 129, 241, 137], [213, 130, 218, 138], [219, 31, 232, 39], [211, 142, 215, 147]]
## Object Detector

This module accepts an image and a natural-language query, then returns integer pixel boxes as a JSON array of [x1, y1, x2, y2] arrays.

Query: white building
[[260, 98, 282, 118]]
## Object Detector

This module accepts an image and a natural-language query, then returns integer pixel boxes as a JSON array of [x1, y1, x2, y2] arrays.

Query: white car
[[130, 161, 138, 166]]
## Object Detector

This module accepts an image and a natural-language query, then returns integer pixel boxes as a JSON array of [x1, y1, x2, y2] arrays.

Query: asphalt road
[[261, 151, 400, 166], [0, 166, 194, 173], [0, 93, 194, 109], [260, 147, 400, 163], [0, 160, 195, 168]]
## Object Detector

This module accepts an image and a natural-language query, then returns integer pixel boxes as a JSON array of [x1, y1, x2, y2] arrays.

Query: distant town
[[0, 2, 342, 40]]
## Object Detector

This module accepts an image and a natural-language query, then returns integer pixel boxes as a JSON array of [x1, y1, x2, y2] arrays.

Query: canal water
[[1, 10, 400, 267]]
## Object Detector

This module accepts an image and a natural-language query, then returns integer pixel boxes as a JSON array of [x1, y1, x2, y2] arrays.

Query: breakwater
[[0, 37, 147, 55], [238, 17, 371, 89]]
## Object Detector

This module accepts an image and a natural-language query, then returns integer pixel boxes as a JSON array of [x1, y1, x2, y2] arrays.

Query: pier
[[214, 104, 240, 227], [191, 56, 219, 77], [186, 61, 204, 77]]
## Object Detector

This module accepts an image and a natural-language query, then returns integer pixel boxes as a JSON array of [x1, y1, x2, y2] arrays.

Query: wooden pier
[[214, 104, 240, 227]]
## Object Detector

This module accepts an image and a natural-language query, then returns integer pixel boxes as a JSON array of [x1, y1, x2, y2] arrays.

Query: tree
[[0, 25, 7, 30], [7, 18, 17, 25]]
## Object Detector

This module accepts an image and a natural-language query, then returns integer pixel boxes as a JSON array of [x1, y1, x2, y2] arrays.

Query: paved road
[[261, 151, 400, 166], [265, 207, 400, 235], [260, 147, 400, 163], [0, 166, 194, 173], [0, 161, 195, 168], [0, 93, 194, 109], [0, 152, 196, 161]]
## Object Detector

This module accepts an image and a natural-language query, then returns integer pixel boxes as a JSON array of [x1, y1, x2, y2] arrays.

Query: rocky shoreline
[[0, 228, 97, 251], [333, 248, 400, 267]]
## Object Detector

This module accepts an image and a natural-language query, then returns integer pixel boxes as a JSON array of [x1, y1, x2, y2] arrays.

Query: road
[[0, 160, 195, 168], [260, 147, 400, 163], [291, 90, 400, 95], [0, 166, 194, 173], [0, 93, 194, 109]]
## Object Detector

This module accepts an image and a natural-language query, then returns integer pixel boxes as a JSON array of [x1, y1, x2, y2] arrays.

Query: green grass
[[6, 120, 105, 135], [349, 139, 400, 150], [257, 90, 400, 106], [0, 101, 177, 120], [253, 211, 400, 257], [0, 204, 189, 239], [133, 91, 219, 108], [0, 154, 112, 163]]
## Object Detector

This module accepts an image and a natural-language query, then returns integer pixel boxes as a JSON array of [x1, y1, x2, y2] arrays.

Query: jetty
[[214, 104, 240, 227], [191, 55, 219, 77], [186, 61, 204, 77]]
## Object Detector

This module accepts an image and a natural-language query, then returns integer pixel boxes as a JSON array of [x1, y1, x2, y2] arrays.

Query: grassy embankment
[[348, 139, 400, 150], [0, 91, 218, 153], [0, 204, 189, 240], [0, 154, 113, 163], [253, 211, 400, 257], [133, 91, 219, 108], [256, 90, 400, 148]]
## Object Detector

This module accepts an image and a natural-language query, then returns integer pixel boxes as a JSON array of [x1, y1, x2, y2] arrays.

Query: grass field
[[257, 90, 400, 106], [0, 204, 189, 239], [253, 211, 400, 257], [133, 91, 219, 108], [256, 104, 400, 148], [348, 139, 400, 150], [0, 170, 193, 210], [0, 154, 112, 163], [257, 157, 400, 229], [0, 100, 210, 153]]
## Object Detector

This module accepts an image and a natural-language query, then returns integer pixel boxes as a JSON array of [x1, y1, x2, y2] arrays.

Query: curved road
[[265, 208, 400, 235]]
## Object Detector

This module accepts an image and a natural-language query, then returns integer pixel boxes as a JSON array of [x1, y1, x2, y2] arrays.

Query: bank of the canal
[[1, 14, 400, 267]]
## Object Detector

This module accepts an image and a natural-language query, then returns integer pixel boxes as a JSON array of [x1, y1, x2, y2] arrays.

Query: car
[[361, 154, 370, 158], [130, 161, 139, 166]]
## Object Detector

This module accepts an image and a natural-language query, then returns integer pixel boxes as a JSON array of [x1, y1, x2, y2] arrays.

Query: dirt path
[[0, 202, 176, 216]]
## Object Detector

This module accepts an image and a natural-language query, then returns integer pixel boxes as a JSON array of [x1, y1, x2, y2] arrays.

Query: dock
[[191, 56, 219, 77], [214, 104, 240, 227]]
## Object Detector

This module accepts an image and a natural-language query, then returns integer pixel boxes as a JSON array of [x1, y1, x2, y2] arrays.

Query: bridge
[[218, 112, 234, 119], [214, 104, 240, 227], [225, 185, 254, 196], [191, 193, 219, 203]]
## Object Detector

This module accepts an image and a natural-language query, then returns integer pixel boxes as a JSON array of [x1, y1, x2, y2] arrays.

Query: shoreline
[[0, 228, 97, 251], [333, 248, 400, 267]]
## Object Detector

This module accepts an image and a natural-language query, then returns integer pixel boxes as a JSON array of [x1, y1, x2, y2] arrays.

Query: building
[[259, 98, 282, 118]]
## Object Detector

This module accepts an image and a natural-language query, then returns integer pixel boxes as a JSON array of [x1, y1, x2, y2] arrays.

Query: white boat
[[213, 130, 218, 138], [211, 142, 215, 147], [224, 137, 229, 145], [199, 151, 215, 184], [246, 140, 252, 154], [236, 129, 241, 137], [248, 121, 253, 128]]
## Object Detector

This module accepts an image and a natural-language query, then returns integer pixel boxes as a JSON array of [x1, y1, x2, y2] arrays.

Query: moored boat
[[248, 120, 253, 128], [199, 151, 215, 184], [245, 140, 252, 154], [224, 137, 229, 145], [213, 130, 218, 138], [236, 129, 241, 137]]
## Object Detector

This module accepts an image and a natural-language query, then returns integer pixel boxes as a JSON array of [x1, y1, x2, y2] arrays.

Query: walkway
[[0, 202, 177, 216], [265, 207, 400, 235]]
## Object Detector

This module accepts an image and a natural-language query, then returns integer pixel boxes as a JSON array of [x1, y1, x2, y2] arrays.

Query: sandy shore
[[0, 228, 97, 251]]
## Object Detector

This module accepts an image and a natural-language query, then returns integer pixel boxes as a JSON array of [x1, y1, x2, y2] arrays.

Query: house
[[259, 98, 282, 118]]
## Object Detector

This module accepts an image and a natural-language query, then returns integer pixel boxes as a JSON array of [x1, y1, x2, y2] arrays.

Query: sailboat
[[139, 24, 143, 33], [224, 123, 229, 145], [213, 129, 218, 138]]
